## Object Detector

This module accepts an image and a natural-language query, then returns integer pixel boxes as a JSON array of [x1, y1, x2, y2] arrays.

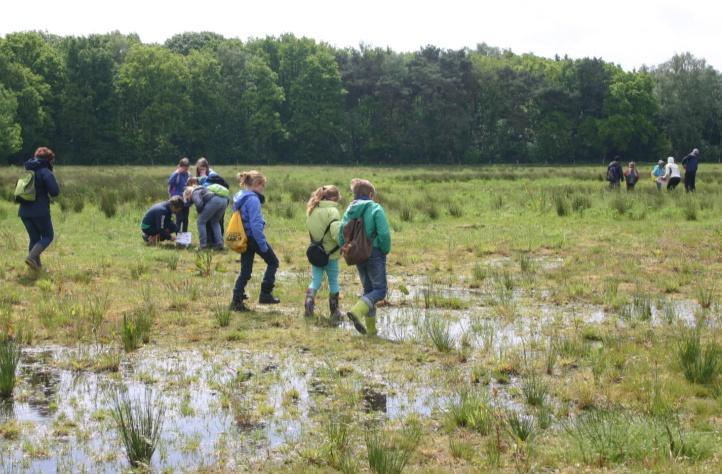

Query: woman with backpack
[[623, 162, 639, 191], [338, 179, 391, 336], [229, 170, 280, 312], [304, 186, 343, 323], [16, 147, 59, 271]]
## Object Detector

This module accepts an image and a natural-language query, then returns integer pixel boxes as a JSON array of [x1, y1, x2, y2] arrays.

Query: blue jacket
[[18, 158, 60, 218], [168, 170, 190, 197], [232, 190, 268, 252], [141, 202, 178, 238]]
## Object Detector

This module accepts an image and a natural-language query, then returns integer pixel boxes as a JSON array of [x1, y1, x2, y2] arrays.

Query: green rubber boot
[[347, 299, 370, 335], [365, 315, 377, 337]]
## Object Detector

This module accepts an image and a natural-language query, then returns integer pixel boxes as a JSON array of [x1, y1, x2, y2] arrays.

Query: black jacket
[[18, 158, 60, 219]]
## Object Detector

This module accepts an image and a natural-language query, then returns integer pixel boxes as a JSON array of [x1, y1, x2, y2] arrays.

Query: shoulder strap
[[310, 219, 339, 245]]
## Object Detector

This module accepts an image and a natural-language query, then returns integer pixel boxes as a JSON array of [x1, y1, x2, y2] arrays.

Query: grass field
[[0, 164, 721, 472]]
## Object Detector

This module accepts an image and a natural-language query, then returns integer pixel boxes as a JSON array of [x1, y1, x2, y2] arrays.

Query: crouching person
[[141, 196, 184, 244], [338, 179, 391, 336], [184, 184, 228, 250]]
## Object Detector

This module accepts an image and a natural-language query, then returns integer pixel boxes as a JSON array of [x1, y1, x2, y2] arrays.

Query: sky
[[2, 0, 720, 70]]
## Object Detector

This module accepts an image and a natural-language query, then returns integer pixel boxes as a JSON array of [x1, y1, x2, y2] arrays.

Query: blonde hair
[[183, 185, 197, 202], [350, 178, 375, 198], [306, 185, 341, 216], [238, 170, 267, 188]]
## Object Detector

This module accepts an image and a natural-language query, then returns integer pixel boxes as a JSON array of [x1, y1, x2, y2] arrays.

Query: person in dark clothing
[[168, 157, 191, 232], [623, 162, 639, 191], [607, 157, 623, 189], [141, 196, 185, 244], [230, 170, 280, 311], [682, 148, 700, 192], [17, 147, 59, 270]]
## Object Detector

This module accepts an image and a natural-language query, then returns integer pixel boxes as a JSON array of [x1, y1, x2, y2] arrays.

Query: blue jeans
[[356, 248, 387, 307], [233, 238, 279, 296], [21, 215, 54, 250], [309, 259, 340, 294], [197, 196, 227, 248], [176, 205, 189, 233]]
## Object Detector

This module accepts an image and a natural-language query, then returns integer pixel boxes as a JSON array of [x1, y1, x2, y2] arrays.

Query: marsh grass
[[321, 416, 354, 471], [506, 410, 536, 442], [447, 389, 493, 434], [695, 286, 716, 310], [121, 307, 154, 352], [677, 330, 720, 385], [0, 339, 21, 398], [84, 293, 109, 337], [521, 373, 548, 407], [99, 191, 118, 218], [214, 306, 232, 328], [110, 387, 165, 469], [424, 315, 455, 353], [365, 421, 422, 474], [194, 251, 214, 277]]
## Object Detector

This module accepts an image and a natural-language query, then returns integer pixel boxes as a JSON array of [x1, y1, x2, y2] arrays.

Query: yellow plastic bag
[[225, 211, 248, 253]]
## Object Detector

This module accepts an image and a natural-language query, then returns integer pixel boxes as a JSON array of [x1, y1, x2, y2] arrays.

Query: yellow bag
[[225, 211, 248, 253]]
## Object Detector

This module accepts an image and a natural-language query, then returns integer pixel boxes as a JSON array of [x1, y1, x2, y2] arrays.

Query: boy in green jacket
[[338, 178, 391, 336]]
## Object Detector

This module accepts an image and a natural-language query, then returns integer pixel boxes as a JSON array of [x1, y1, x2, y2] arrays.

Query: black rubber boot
[[230, 292, 249, 312], [259, 292, 280, 305], [304, 289, 316, 318], [329, 293, 342, 326], [25, 243, 44, 271]]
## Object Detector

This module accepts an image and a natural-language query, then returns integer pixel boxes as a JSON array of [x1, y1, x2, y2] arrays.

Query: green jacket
[[338, 199, 391, 255], [307, 201, 342, 260]]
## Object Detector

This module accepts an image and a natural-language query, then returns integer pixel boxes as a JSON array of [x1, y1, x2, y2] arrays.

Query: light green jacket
[[306, 201, 342, 260]]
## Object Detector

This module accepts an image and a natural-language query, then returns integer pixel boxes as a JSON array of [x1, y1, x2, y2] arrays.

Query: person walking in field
[[184, 184, 229, 250], [664, 157, 682, 190], [623, 162, 639, 191], [606, 157, 623, 189], [230, 171, 280, 312], [168, 158, 191, 233], [338, 179, 391, 336], [304, 185, 343, 323], [141, 196, 185, 244], [682, 148, 700, 192], [16, 147, 59, 271], [651, 160, 665, 191]]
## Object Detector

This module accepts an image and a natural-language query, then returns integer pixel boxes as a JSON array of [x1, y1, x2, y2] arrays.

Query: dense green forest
[[1, 31, 720, 165]]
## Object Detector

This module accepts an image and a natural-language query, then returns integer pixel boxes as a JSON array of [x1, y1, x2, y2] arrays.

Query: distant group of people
[[607, 148, 700, 192], [139, 162, 390, 336]]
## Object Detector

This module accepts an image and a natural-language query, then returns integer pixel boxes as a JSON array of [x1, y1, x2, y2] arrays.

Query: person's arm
[[43, 169, 60, 197], [337, 211, 350, 247], [330, 220, 342, 244], [168, 173, 176, 197], [246, 198, 269, 252], [373, 206, 392, 254]]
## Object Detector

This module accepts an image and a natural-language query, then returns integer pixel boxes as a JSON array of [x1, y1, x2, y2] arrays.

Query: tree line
[[1, 31, 720, 165]]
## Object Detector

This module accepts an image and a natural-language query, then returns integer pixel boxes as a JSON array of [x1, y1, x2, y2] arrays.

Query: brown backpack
[[341, 217, 373, 265]]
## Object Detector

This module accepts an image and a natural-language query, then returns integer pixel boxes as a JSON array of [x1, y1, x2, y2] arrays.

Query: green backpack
[[14, 171, 36, 203]]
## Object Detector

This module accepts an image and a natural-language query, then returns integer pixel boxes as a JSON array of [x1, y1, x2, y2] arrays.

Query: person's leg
[[180, 206, 190, 232], [690, 171, 696, 191], [258, 244, 280, 303], [684, 173, 691, 192], [327, 259, 342, 322], [208, 198, 226, 249], [232, 243, 256, 310], [306, 265, 324, 317], [21, 217, 41, 251], [196, 205, 213, 249]]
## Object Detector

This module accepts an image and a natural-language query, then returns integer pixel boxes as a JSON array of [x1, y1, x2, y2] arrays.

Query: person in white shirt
[[664, 157, 681, 190]]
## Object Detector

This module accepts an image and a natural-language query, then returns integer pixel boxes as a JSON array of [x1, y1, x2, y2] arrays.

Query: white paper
[[176, 232, 192, 246]]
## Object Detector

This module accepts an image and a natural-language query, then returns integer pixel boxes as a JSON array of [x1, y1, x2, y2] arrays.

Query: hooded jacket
[[232, 190, 269, 252], [665, 158, 681, 179], [18, 157, 60, 219], [338, 198, 391, 255], [307, 201, 342, 260]]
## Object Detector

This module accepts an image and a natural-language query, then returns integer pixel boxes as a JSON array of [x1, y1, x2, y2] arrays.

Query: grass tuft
[[110, 387, 165, 469]]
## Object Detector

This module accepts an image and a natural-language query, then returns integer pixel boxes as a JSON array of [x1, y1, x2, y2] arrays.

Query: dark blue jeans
[[357, 248, 387, 307], [176, 206, 189, 233], [233, 238, 279, 296], [21, 215, 54, 250]]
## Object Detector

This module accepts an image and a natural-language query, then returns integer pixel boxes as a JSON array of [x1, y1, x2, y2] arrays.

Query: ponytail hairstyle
[[237, 170, 267, 189], [306, 185, 341, 216]]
